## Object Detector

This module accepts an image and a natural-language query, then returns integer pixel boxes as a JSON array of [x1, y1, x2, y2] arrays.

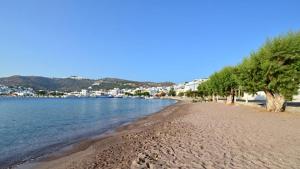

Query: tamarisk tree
[[198, 66, 238, 103], [197, 80, 213, 100], [237, 32, 300, 112], [213, 66, 239, 104]]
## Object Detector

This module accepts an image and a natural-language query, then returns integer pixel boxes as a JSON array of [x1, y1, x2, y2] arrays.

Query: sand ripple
[[30, 102, 300, 169]]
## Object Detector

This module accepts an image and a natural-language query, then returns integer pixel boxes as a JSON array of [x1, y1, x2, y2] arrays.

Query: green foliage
[[197, 81, 213, 97], [168, 88, 176, 96], [217, 66, 239, 97], [178, 92, 185, 97], [143, 91, 150, 97], [124, 92, 133, 96], [202, 66, 238, 97], [195, 31, 300, 110], [134, 90, 150, 97], [49, 91, 64, 96], [237, 31, 300, 100], [185, 90, 200, 98], [36, 90, 47, 96]]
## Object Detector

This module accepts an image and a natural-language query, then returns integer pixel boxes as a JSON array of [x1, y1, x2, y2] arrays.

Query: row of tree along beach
[[197, 31, 300, 112]]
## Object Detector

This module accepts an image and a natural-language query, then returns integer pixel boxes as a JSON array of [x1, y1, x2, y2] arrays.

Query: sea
[[0, 97, 176, 168]]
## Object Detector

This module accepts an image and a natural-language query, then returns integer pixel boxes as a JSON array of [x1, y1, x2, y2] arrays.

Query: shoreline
[[12, 100, 181, 169], [14, 101, 300, 169]]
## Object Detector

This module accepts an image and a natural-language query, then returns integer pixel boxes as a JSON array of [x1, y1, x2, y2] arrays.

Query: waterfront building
[[173, 78, 208, 94], [108, 88, 122, 96], [80, 89, 88, 96], [184, 78, 208, 91]]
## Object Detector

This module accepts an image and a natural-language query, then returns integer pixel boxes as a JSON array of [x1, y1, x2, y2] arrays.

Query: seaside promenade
[[23, 101, 300, 169]]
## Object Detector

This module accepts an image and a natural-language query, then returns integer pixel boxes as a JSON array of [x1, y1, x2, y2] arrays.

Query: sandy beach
[[19, 101, 300, 169]]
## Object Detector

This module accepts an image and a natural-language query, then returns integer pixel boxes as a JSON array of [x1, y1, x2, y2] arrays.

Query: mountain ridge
[[0, 75, 174, 91]]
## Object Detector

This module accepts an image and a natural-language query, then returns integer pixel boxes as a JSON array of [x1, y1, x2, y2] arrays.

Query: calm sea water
[[0, 97, 176, 167]]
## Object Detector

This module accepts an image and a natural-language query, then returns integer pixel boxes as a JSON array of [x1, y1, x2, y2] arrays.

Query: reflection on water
[[0, 97, 176, 167]]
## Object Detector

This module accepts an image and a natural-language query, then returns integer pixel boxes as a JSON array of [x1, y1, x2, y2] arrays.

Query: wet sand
[[19, 102, 300, 169]]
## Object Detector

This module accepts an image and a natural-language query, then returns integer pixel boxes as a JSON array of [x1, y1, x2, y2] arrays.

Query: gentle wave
[[0, 97, 176, 168]]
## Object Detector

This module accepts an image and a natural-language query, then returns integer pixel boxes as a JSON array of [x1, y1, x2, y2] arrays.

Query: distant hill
[[0, 75, 174, 91]]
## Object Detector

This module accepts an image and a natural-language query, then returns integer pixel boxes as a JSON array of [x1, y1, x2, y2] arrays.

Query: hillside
[[0, 76, 174, 91]]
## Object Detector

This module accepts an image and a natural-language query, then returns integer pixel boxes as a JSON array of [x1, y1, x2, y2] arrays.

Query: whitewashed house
[[108, 88, 121, 96], [241, 91, 266, 101], [293, 89, 300, 102], [80, 89, 88, 96], [241, 89, 300, 102], [174, 78, 208, 93]]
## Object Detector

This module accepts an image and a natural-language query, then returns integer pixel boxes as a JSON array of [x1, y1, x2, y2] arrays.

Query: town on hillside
[[1, 77, 299, 104]]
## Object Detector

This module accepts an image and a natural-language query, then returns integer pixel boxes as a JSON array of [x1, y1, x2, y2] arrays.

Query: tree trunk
[[265, 91, 286, 112], [234, 90, 237, 103], [226, 89, 235, 104], [231, 90, 235, 104], [212, 95, 217, 102]]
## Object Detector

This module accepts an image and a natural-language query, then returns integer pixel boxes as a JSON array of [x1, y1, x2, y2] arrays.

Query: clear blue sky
[[0, 0, 299, 82]]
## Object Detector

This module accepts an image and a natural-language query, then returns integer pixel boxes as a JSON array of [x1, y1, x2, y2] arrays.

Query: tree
[[125, 92, 133, 96], [168, 88, 176, 96], [36, 90, 47, 96], [197, 80, 213, 99], [185, 90, 199, 98], [237, 32, 300, 112], [216, 67, 239, 104], [142, 91, 150, 97], [49, 91, 64, 96], [134, 90, 142, 96], [185, 90, 192, 97], [205, 67, 238, 103], [208, 72, 222, 101], [134, 90, 150, 97], [178, 92, 185, 97]]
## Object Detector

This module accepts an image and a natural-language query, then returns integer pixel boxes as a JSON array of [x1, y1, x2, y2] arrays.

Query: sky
[[0, 0, 299, 83]]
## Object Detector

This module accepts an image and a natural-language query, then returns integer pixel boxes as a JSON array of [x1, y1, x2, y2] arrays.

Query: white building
[[15, 90, 35, 96], [184, 79, 203, 91], [80, 89, 88, 96], [94, 90, 106, 95], [241, 91, 266, 101], [0, 85, 10, 95], [69, 76, 85, 80], [146, 87, 159, 96], [174, 78, 208, 93], [241, 89, 300, 102], [173, 83, 186, 94], [108, 88, 121, 96]]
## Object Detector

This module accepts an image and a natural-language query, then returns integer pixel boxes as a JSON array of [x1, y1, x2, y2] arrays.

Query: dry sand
[[21, 102, 300, 169]]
